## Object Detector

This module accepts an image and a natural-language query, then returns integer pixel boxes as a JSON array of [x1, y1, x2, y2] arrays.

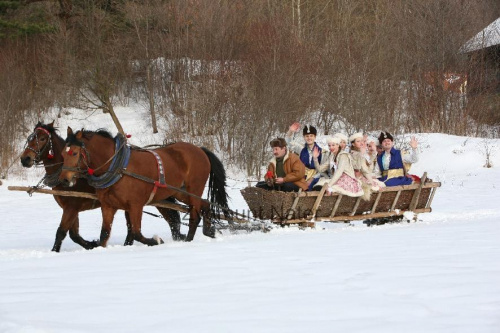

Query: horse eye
[[40, 137, 46, 142], [72, 152, 77, 156]]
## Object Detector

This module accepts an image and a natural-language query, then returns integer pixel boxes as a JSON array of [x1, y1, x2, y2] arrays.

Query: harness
[[43, 168, 64, 187], [85, 135, 131, 189], [65, 134, 168, 204], [25, 127, 54, 164], [122, 151, 168, 205], [24, 127, 64, 189]]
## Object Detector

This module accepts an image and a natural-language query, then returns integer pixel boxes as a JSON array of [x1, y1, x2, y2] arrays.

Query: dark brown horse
[[58, 127, 230, 247], [20, 122, 186, 252]]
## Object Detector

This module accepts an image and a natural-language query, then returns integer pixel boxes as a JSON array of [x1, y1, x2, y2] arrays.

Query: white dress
[[315, 152, 363, 197]]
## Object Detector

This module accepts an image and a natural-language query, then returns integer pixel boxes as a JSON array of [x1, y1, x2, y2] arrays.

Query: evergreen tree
[[0, 0, 55, 39]]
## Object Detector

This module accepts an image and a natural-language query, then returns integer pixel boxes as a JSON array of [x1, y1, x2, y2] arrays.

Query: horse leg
[[99, 205, 118, 247], [51, 208, 80, 252], [123, 211, 134, 246], [128, 207, 164, 246], [68, 216, 99, 250], [201, 203, 216, 238], [185, 205, 202, 242], [156, 206, 186, 241]]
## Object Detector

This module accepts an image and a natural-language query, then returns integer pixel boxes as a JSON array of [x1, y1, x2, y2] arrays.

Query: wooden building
[[461, 17, 500, 124]]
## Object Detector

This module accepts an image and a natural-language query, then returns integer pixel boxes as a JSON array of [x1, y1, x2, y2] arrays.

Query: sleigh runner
[[241, 172, 440, 225]]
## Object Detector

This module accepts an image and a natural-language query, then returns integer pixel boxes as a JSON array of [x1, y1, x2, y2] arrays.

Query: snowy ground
[[0, 107, 499, 332]]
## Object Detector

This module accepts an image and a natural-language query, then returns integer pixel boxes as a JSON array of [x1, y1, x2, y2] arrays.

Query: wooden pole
[[310, 183, 328, 219], [409, 172, 427, 211], [286, 189, 303, 220], [8, 186, 189, 213]]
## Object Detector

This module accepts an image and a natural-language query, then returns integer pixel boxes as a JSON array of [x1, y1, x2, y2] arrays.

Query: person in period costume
[[366, 136, 378, 172], [373, 131, 419, 186], [349, 132, 385, 199], [334, 133, 349, 152], [256, 137, 308, 192], [312, 136, 338, 181], [286, 122, 323, 188], [311, 137, 364, 197]]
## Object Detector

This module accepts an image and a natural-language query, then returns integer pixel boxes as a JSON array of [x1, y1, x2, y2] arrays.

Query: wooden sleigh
[[241, 172, 440, 227]]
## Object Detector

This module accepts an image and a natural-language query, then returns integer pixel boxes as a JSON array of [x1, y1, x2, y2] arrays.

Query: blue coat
[[377, 147, 413, 186], [300, 142, 322, 169]]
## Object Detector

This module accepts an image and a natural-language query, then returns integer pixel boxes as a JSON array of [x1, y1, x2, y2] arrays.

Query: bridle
[[62, 141, 93, 177], [24, 127, 54, 164]]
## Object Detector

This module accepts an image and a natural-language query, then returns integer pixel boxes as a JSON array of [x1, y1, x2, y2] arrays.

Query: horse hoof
[[87, 240, 100, 249], [153, 235, 164, 245], [173, 233, 187, 242], [203, 227, 216, 238]]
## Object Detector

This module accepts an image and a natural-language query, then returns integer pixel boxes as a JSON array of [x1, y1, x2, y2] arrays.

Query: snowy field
[[0, 107, 499, 332]]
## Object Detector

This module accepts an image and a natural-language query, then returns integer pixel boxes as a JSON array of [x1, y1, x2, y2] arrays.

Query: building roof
[[460, 17, 500, 53]]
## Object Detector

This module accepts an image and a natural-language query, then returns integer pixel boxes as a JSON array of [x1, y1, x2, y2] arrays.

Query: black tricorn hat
[[378, 131, 394, 144], [303, 125, 317, 136], [270, 137, 287, 148]]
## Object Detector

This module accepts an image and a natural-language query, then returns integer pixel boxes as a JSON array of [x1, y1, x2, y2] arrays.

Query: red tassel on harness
[[87, 168, 95, 175], [126, 134, 132, 138], [265, 171, 274, 179], [48, 150, 54, 159], [67, 149, 73, 156]]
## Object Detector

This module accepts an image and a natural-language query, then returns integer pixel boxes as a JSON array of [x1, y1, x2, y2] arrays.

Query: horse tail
[[201, 147, 232, 219]]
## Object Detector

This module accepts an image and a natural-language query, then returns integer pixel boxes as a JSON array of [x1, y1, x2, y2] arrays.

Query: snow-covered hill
[[1, 106, 499, 332]]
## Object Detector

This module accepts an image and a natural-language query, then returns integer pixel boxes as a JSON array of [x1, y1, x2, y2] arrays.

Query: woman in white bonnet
[[350, 132, 385, 198], [365, 135, 378, 172], [334, 133, 349, 152], [312, 136, 337, 180], [312, 136, 363, 197]]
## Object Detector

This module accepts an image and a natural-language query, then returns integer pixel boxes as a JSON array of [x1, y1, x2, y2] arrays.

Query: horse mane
[[66, 128, 114, 146], [34, 121, 66, 145], [163, 141, 177, 147], [35, 121, 58, 135]]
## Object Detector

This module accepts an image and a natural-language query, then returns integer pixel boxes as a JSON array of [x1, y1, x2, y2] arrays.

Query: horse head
[[59, 127, 88, 187], [21, 121, 57, 168]]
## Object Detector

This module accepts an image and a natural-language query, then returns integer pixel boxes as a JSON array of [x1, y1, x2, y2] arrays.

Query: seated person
[[311, 137, 364, 198], [334, 133, 349, 152], [286, 122, 323, 187], [366, 136, 378, 172], [373, 131, 419, 186], [256, 137, 308, 192], [349, 132, 385, 193], [312, 136, 337, 179]]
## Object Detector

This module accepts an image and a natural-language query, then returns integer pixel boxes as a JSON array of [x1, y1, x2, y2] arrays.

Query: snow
[[1, 106, 500, 332], [461, 17, 500, 53]]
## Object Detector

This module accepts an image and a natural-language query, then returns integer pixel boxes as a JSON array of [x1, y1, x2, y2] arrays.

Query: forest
[[1, 0, 499, 178]]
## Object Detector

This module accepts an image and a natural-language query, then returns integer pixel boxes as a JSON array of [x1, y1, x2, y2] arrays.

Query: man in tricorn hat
[[373, 131, 419, 186], [256, 137, 308, 192], [286, 122, 323, 189]]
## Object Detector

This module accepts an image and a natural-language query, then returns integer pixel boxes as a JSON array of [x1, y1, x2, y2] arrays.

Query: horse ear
[[48, 121, 54, 129], [76, 130, 83, 140], [67, 127, 73, 137]]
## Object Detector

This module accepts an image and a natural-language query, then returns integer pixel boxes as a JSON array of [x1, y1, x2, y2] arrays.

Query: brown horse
[[20, 122, 186, 252], [58, 127, 230, 247]]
